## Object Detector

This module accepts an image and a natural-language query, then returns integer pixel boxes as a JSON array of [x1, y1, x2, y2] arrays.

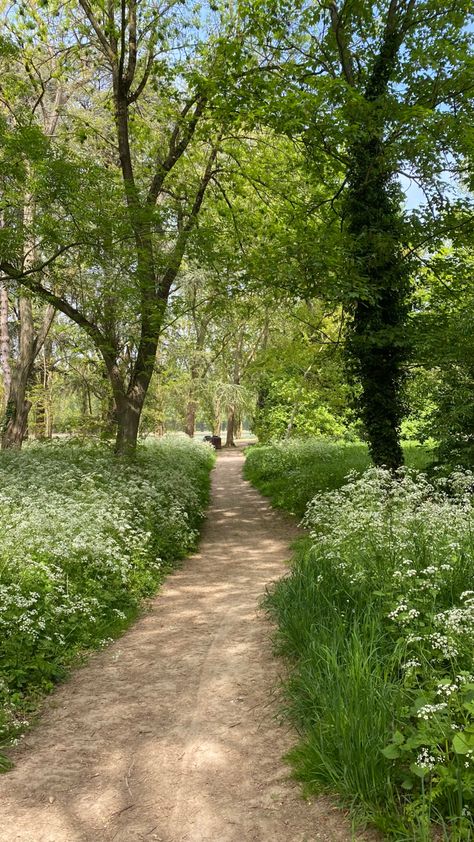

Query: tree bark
[[225, 406, 236, 447], [33, 344, 52, 440], [184, 399, 197, 438], [0, 282, 11, 410], [2, 296, 36, 449], [235, 413, 243, 441], [212, 413, 221, 437], [106, 355, 154, 455], [114, 397, 142, 455], [2, 194, 55, 449], [342, 15, 412, 470], [2, 305, 55, 449]]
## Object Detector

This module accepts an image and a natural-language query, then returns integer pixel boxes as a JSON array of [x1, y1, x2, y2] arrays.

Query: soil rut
[[0, 448, 369, 842]]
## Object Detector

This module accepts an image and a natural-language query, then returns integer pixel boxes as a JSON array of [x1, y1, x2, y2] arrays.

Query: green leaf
[[452, 732, 474, 755], [381, 744, 401, 759]]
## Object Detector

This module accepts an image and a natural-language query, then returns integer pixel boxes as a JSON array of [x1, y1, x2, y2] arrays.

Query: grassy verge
[[0, 436, 214, 766], [244, 438, 433, 516], [246, 440, 474, 838]]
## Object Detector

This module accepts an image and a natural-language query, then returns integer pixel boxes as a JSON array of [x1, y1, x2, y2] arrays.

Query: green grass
[[265, 537, 406, 834], [247, 441, 474, 838], [244, 438, 434, 516]]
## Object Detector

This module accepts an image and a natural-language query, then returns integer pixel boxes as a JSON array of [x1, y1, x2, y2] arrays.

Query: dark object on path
[[204, 435, 222, 450]]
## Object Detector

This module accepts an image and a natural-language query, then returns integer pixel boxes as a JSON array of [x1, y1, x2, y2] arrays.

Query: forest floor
[[0, 447, 376, 842]]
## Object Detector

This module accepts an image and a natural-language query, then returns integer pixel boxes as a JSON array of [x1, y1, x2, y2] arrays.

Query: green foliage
[[411, 247, 474, 470], [252, 377, 354, 442], [244, 438, 432, 516], [0, 436, 214, 759], [247, 303, 357, 443], [264, 467, 474, 838]]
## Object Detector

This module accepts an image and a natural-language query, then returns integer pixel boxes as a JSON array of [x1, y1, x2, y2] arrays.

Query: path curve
[[0, 449, 368, 842]]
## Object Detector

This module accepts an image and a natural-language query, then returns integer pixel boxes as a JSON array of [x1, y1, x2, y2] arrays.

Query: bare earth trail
[[1, 448, 372, 842]]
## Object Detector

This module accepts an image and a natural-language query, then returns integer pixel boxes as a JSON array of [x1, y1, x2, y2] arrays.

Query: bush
[[244, 438, 433, 516], [265, 467, 474, 839], [0, 436, 214, 763]]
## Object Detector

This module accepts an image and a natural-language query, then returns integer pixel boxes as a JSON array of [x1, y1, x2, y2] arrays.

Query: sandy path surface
[[0, 448, 371, 842]]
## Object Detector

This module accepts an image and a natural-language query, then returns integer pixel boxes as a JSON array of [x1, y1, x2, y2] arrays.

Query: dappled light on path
[[0, 450, 372, 842]]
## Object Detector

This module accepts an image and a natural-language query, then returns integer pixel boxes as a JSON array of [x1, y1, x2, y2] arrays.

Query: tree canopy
[[0, 0, 472, 464]]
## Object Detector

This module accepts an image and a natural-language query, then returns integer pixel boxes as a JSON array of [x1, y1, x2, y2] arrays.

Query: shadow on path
[[0, 449, 373, 842]]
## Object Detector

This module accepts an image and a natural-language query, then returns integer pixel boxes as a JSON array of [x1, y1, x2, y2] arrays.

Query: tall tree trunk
[[115, 396, 142, 455], [2, 393, 32, 448], [2, 301, 55, 449], [35, 340, 54, 440], [108, 360, 154, 455], [2, 296, 35, 449], [184, 399, 197, 438], [2, 197, 55, 449], [212, 411, 221, 437], [225, 406, 235, 447], [0, 282, 11, 411], [184, 356, 202, 438], [344, 31, 410, 471], [35, 397, 46, 439], [235, 413, 243, 440]]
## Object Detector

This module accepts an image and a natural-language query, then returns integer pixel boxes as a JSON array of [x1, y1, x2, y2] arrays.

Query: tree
[[249, 302, 355, 442], [242, 0, 474, 466], [0, 0, 244, 453], [0, 15, 68, 447]]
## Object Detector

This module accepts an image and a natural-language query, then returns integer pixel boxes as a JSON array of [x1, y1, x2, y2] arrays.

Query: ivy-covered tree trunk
[[344, 28, 411, 471], [345, 136, 409, 470]]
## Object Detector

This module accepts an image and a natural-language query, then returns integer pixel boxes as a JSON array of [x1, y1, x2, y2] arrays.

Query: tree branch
[[78, 0, 117, 65], [146, 96, 206, 205], [1, 260, 109, 359], [328, 1, 355, 86], [125, 0, 138, 87], [158, 144, 220, 301], [128, 41, 156, 103]]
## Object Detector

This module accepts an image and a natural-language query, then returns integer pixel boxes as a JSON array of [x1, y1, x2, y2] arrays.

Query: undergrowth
[[244, 438, 432, 516], [0, 435, 214, 767], [246, 441, 474, 838]]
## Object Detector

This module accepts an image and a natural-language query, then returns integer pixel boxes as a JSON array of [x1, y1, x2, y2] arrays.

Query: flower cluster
[[0, 436, 214, 749], [300, 466, 474, 833]]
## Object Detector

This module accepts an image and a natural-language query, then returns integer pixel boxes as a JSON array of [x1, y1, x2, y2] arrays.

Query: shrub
[[0, 436, 214, 762], [265, 467, 474, 838], [244, 438, 433, 516]]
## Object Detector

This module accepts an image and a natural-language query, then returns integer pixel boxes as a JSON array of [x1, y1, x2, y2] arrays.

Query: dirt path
[[0, 449, 370, 842]]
